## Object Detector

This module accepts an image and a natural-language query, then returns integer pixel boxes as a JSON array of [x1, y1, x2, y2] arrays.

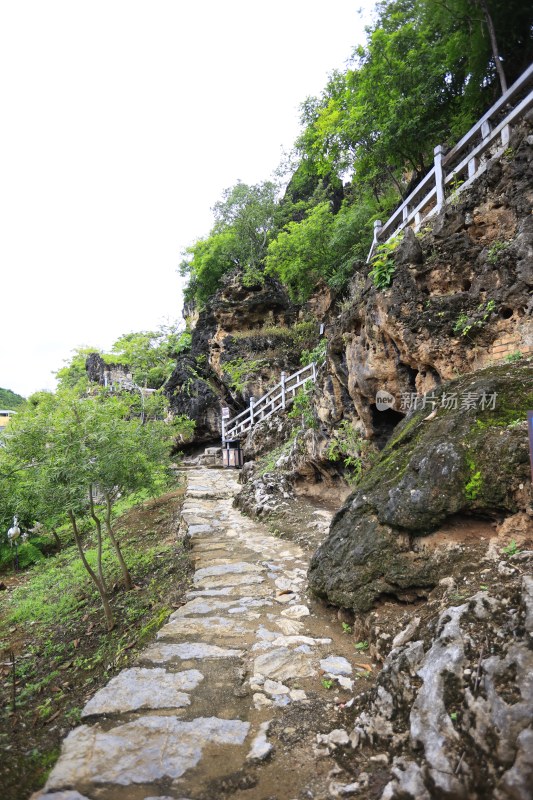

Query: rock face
[[165, 273, 303, 442], [85, 353, 133, 388], [166, 120, 532, 455], [350, 574, 533, 800], [308, 365, 533, 612], [319, 118, 533, 444], [164, 306, 225, 442]]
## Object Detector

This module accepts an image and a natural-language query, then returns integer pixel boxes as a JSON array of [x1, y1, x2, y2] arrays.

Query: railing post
[[312, 362, 317, 382], [249, 396, 255, 427], [501, 123, 510, 147], [481, 120, 492, 141], [434, 145, 445, 212], [366, 220, 383, 263], [280, 372, 286, 409]]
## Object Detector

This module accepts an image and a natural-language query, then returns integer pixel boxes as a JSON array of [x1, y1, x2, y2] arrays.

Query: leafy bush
[[327, 420, 376, 486], [223, 358, 266, 394], [288, 382, 318, 429], [369, 236, 402, 289], [301, 339, 327, 366], [487, 240, 510, 266]]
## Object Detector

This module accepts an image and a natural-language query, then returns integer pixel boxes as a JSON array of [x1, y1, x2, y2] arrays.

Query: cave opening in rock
[[399, 362, 419, 391], [370, 405, 405, 449]]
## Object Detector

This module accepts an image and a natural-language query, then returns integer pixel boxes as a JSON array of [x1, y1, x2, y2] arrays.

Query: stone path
[[33, 468, 354, 800]]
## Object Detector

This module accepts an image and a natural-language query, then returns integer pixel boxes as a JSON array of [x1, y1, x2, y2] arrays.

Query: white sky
[[0, 0, 376, 398]]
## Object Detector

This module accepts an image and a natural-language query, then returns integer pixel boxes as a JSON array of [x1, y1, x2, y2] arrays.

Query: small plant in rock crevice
[[501, 540, 520, 557], [222, 357, 266, 394], [486, 240, 510, 265], [453, 300, 496, 337]]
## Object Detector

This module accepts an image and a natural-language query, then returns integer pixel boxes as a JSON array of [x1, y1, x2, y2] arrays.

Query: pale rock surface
[[320, 656, 353, 676], [81, 668, 204, 716], [44, 717, 250, 789]]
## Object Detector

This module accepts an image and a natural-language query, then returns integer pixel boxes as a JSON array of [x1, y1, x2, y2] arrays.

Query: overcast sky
[[0, 0, 376, 398]]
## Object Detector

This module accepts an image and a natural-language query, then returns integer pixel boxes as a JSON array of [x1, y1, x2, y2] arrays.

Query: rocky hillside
[[165, 117, 533, 799], [166, 117, 532, 466]]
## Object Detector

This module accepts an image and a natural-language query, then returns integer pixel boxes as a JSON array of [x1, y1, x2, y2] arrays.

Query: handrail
[[222, 362, 317, 441], [367, 62, 533, 262]]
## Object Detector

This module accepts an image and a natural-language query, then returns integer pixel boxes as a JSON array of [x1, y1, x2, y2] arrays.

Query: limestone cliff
[[165, 273, 316, 443], [162, 116, 533, 800]]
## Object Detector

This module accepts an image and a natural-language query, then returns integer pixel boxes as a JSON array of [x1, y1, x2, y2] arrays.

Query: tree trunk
[[68, 511, 114, 631], [89, 485, 107, 594], [50, 529, 62, 551], [476, 0, 507, 94], [104, 493, 133, 590]]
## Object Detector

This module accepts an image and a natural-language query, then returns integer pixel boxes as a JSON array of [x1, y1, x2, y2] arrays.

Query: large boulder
[[308, 364, 533, 612]]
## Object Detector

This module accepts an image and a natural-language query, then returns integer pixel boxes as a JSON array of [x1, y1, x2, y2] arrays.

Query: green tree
[[180, 229, 239, 307], [2, 388, 179, 630], [265, 198, 373, 301], [265, 202, 336, 301], [295, 0, 533, 198], [55, 347, 99, 391], [180, 181, 279, 306], [110, 324, 191, 389]]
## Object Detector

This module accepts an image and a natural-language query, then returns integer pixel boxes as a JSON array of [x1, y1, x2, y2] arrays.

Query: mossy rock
[[308, 363, 533, 611]]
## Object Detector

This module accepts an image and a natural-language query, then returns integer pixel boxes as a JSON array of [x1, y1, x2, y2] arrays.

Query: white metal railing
[[222, 362, 317, 441], [367, 62, 533, 262]]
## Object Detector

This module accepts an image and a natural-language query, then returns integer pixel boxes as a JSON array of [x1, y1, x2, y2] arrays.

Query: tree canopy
[[1, 385, 185, 629], [178, 0, 532, 307]]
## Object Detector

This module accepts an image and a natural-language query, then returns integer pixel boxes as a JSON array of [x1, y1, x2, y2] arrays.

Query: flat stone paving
[[33, 468, 347, 800]]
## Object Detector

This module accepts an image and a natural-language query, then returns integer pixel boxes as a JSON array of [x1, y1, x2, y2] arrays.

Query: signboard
[[221, 407, 230, 419]]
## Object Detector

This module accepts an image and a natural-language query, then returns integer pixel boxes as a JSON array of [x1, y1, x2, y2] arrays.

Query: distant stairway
[[222, 362, 317, 441]]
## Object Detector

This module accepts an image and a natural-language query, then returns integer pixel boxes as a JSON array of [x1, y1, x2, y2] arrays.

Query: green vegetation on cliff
[[179, 0, 533, 307]]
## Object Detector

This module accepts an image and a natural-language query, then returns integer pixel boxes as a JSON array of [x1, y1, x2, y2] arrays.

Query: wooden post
[[280, 372, 286, 409], [434, 145, 445, 212]]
